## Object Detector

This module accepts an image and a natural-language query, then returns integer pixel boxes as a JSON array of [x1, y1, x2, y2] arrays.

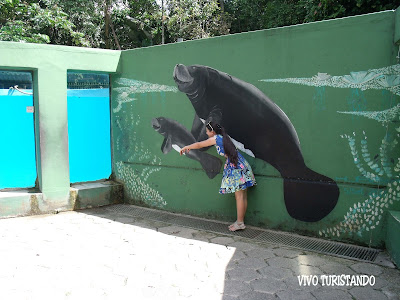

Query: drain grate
[[254, 230, 379, 262], [104, 204, 380, 263]]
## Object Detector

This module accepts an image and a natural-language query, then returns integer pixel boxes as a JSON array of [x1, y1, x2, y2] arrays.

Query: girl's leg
[[236, 189, 248, 223], [229, 189, 248, 230], [243, 188, 248, 219]]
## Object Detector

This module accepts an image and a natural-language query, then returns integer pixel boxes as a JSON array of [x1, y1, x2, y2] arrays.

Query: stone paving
[[0, 204, 399, 300]]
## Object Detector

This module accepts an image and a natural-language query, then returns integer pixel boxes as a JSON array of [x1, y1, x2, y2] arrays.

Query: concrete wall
[[112, 10, 400, 248], [0, 42, 122, 214], [386, 211, 400, 267]]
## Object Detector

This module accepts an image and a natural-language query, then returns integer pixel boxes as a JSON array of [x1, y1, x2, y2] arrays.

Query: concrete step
[[0, 180, 123, 218], [386, 210, 400, 268], [70, 180, 123, 210]]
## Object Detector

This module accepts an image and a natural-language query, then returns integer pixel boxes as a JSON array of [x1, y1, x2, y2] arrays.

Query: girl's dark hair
[[207, 121, 238, 166]]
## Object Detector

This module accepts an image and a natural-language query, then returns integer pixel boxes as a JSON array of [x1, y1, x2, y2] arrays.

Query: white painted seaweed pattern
[[113, 92, 137, 113], [261, 64, 400, 238], [114, 78, 178, 93], [340, 131, 397, 182], [320, 124, 400, 237], [112, 77, 178, 207], [319, 129, 400, 238], [322, 66, 400, 237], [116, 161, 166, 208], [115, 113, 165, 208], [337, 104, 400, 124], [319, 180, 400, 238], [260, 64, 400, 96], [113, 77, 178, 113]]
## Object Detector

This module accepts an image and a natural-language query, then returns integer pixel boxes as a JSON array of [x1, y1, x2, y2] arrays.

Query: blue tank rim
[[0, 88, 109, 97]]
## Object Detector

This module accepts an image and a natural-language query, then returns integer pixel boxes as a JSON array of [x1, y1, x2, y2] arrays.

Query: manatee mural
[[167, 64, 339, 222]]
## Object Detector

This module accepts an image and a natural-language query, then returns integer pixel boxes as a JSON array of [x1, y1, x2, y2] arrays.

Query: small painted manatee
[[151, 116, 222, 179]]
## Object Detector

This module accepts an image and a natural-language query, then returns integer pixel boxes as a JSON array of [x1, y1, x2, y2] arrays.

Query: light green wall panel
[[0, 42, 120, 207]]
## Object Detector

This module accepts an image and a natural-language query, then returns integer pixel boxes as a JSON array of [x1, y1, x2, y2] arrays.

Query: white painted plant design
[[261, 64, 400, 238]]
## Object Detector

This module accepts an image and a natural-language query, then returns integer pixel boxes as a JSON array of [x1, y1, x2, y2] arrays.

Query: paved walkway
[[0, 205, 399, 300]]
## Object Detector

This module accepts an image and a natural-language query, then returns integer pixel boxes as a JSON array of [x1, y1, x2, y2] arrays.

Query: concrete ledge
[[386, 210, 400, 267], [70, 180, 124, 210], [0, 181, 124, 218], [0, 190, 43, 218]]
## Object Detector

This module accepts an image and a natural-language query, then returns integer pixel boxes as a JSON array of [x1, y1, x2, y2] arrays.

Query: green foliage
[[55, 0, 162, 49], [1, 0, 399, 48], [224, 0, 266, 33], [117, 0, 163, 48], [262, 0, 305, 29], [0, 0, 90, 46], [299, 0, 344, 22], [50, 0, 104, 47], [225, 0, 400, 33], [299, 0, 400, 23], [0, 20, 50, 43], [166, 0, 230, 42]]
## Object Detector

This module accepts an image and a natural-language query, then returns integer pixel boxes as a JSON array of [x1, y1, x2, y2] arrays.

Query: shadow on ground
[[80, 205, 400, 300]]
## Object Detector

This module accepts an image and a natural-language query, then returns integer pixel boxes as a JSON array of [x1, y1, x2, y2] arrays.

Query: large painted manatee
[[173, 64, 339, 222]]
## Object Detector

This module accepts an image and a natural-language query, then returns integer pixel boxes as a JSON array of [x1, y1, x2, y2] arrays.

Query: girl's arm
[[179, 137, 216, 155]]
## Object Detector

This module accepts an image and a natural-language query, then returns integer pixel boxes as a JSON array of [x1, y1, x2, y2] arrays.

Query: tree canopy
[[1, 0, 399, 49]]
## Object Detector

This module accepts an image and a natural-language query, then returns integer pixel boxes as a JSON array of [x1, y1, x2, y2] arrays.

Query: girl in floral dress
[[180, 121, 256, 231]]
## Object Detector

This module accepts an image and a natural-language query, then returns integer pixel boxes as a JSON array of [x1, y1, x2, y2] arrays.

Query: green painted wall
[[0, 42, 121, 211], [0, 10, 398, 249], [112, 10, 400, 247]]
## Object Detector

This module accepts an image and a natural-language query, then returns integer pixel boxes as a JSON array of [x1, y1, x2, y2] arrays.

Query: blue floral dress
[[215, 135, 256, 194]]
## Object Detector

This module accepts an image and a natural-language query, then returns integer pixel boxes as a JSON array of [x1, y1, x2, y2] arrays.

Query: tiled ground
[[0, 205, 399, 300]]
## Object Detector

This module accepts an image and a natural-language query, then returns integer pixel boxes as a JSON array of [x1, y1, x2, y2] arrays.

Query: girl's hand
[[180, 146, 190, 155]]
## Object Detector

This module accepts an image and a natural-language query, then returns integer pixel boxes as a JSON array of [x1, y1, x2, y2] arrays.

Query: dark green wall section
[[112, 10, 400, 247], [395, 7, 400, 45]]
